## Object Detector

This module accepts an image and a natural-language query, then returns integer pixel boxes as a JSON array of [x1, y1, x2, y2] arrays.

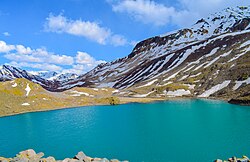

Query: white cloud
[[3, 32, 10, 37], [5, 53, 42, 62], [76, 51, 106, 66], [73, 51, 106, 74], [16, 45, 32, 54], [76, 51, 95, 64], [45, 14, 110, 44], [62, 64, 87, 75], [5, 48, 74, 65], [0, 41, 74, 66], [110, 34, 128, 46], [0, 40, 106, 74], [45, 14, 130, 46], [176, 0, 250, 26], [111, 0, 175, 26], [109, 0, 250, 27], [9, 61, 63, 71], [0, 41, 15, 53]]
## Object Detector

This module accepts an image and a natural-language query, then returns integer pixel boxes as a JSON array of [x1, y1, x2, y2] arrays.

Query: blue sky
[[0, 0, 249, 74]]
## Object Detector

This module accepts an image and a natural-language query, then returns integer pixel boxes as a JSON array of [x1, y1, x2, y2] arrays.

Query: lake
[[0, 99, 250, 162]]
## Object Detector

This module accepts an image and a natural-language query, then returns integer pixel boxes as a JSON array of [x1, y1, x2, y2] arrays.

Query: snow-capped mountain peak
[[1, 6, 250, 100]]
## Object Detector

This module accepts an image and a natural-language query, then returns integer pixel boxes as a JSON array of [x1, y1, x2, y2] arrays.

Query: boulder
[[110, 159, 120, 162], [45, 156, 56, 162], [74, 152, 86, 161], [100, 158, 109, 162], [214, 159, 222, 162], [18, 149, 36, 158]]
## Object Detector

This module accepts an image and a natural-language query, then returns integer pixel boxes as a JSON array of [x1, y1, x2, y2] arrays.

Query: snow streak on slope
[[198, 80, 231, 97]]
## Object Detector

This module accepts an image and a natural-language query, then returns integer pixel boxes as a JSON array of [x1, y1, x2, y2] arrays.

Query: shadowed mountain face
[[1, 6, 250, 101]]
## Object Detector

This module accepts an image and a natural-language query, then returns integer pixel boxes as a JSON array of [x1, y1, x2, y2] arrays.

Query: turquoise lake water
[[0, 99, 250, 161]]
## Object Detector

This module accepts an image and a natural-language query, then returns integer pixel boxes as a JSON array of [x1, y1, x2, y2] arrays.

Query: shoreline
[[0, 97, 164, 118], [0, 96, 245, 118]]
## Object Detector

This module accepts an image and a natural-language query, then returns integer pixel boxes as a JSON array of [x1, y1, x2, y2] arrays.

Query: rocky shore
[[228, 99, 250, 106], [215, 155, 250, 162], [0, 149, 128, 162]]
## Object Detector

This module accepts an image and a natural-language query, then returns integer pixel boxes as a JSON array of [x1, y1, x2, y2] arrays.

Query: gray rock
[[45, 156, 56, 162], [75, 152, 86, 161], [110, 159, 119, 162], [100, 158, 109, 162], [214, 159, 222, 162], [36, 152, 44, 159], [19, 149, 36, 158]]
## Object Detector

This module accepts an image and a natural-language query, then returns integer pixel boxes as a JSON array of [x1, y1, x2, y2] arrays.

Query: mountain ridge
[[1, 6, 250, 102]]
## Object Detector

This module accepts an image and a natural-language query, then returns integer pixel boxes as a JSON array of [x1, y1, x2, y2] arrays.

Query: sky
[[0, 0, 249, 74]]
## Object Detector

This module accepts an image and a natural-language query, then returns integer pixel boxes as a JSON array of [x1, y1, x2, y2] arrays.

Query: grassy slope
[[0, 78, 162, 117]]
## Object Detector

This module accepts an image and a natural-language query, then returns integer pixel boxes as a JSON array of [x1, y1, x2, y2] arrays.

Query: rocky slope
[[64, 6, 250, 102], [1, 6, 250, 103]]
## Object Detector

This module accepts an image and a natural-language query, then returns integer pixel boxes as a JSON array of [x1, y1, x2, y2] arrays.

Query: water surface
[[0, 99, 250, 161]]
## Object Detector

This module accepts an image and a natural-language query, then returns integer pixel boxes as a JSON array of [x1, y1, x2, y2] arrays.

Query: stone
[[45, 156, 56, 162], [82, 156, 92, 162], [0, 157, 10, 162], [62, 158, 71, 162], [110, 159, 119, 162], [74, 152, 86, 161], [36, 152, 45, 159], [100, 158, 109, 162], [68, 159, 79, 162], [0, 150, 124, 162], [18, 149, 36, 158], [214, 159, 222, 162], [93, 158, 102, 161]]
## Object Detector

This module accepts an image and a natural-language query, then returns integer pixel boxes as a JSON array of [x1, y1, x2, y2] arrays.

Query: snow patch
[[112, 89, 119, 93], [161, 82, 173, 86], [165, 89, 191, 97], [133, 91, 155, 98], [184, 84, 195, 89], [198, 80, 231, 97], [233, 77, 250, 90], [21, 103, 30, 106], [189, 72, 202, 78], [70, 90, 93, 97], [206, 47, 220, 57], [179, 75, 189, 81], [228, 51, 247, 62], [101, 88, 108, 91], [240, 40, 250, 48], [12, 83, 17, 87], [25, 83, 31, 96]]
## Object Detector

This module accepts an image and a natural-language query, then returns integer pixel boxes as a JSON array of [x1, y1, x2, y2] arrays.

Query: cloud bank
[[44, 14, 129, 46], [0, 40, 105, 74], [109, 0, 250, 27]]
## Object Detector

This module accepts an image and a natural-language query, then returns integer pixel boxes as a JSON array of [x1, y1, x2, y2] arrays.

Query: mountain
[[1, 6, 250, 103], [0, 65, 82, 91], [62, 6, 250, 101], [0, 65, 60, 90], [29, 71, 59, 80], [29, 71, 78, 81]]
